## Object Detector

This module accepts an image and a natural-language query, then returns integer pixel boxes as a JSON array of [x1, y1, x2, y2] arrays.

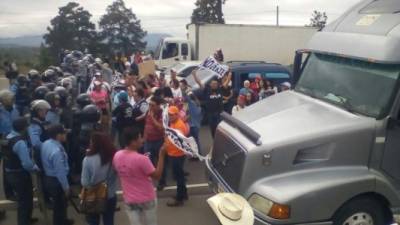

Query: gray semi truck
[[206, 0, 400, 225]]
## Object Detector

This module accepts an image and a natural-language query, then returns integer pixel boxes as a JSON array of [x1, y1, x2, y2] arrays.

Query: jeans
[[190, 126, 201, 156], [86, 196, 117, 225], [126, 200, 157, 225], [207, 113, 221, 138], [6, 171, 33, 225], [170, 156, 187, 201], [144, 139, 164, 166], [44, 176, 68, 225]]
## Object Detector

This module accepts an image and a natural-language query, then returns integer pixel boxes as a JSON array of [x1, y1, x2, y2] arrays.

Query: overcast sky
[[0, 0, 362, 38]]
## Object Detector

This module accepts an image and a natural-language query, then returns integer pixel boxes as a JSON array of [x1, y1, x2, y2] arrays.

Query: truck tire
[[332, 197, 390, 225]]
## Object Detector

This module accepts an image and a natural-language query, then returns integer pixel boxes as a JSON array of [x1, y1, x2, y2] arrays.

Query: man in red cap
[[165, 106, 189, 207]]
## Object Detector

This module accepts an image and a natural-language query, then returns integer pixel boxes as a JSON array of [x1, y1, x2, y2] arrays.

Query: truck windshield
[[295, 53, 400, 119]]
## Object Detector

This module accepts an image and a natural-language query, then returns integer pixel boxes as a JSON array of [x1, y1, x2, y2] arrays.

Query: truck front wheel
[[332, 197, 391, 225]]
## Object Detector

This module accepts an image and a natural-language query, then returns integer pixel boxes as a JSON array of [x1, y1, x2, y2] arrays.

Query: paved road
[[0, 126, 218, 225]]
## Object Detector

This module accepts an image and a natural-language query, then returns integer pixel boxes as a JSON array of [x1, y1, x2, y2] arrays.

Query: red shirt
[[144, 111, 164, 141]]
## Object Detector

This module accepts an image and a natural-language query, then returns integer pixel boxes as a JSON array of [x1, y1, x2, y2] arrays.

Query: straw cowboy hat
[[207, 193, 254, 225]]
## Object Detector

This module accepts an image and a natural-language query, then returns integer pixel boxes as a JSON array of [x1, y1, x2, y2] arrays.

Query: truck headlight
[[248, 193, 290, 220]]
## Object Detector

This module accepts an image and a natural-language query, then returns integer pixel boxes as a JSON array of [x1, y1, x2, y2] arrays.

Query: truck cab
[[154, 37, 192, 69], [206, 0, 400, 225]]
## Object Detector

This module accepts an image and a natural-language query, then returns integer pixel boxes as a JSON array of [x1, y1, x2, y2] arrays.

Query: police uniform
[[0, 104, 20, 201], [45, 109, 61, 125], [0, 104, 20, 137], [4, 130, 38, 225], [41, 138, 70, 225]]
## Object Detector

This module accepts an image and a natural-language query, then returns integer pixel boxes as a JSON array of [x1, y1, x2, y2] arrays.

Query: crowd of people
[[0, 49, 208, 225], [0, 48, 291, 225]]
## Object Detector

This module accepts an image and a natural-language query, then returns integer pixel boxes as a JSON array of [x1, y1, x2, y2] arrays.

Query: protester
[[250, 76, 262, 95], [143, 96, 166, 189], [185, 93, 202, 157], [81, 132, 118, 225], [158, 72, 167, 88], [259, 79, 276, 100], [113, 127, 166, 225], [171, 79, 182, 99], [41, 124, 73, 225], [193, 69, 232, 138], [132, 88, 149, 134], [232, 95, 247, 116], [280, 82, 291, 92], [239, 80, 254, 96], [90, 80, 110, 129], [245, 92, 254, 106], [112, 91, 134, 148], [165, 106, 189, 207], [221, 75, 233, 114], [4, 118, 39, 225]]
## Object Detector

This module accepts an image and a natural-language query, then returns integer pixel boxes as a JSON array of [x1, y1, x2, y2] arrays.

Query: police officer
[[28, 100, 51, 155], [0, 90, 20, 218], [75, 104, 100, 174], [27, 70, 42, 94], [33, 86, 50, 101], [0, 90, 19, 138], [44, 91, 61, 125], [3, 117, 39, 225], [15, 75, 31, 116], [70, 94, 92, 172], [41, 124, 73, 225]]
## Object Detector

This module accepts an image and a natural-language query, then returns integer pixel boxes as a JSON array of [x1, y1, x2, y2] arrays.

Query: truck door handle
[[175, 58, 180, 61]]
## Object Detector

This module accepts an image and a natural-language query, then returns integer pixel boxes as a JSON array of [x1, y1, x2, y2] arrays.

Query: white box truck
[[153, 24, 317, 68]]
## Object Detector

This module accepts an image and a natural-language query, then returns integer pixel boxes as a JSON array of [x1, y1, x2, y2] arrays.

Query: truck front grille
[[211, 128, 246, 191]]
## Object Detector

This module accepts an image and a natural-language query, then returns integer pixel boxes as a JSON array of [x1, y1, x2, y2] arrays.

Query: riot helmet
[[81, 104, 101, 123], [76, 93, 92, 108], [33, 86, 50, 100], [44, 91, 60, 108]]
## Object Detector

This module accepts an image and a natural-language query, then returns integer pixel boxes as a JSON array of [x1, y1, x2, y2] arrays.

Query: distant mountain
[[0, 35, 43, 47], [0, 33, 172, 51]]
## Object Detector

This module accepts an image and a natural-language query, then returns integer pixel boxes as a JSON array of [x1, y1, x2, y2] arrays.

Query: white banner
[[199, 56, 229, 79], [162, 105, 205, 160]]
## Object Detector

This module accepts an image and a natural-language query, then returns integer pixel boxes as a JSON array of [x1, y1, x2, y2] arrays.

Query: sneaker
[[166, 199, 184, 207]]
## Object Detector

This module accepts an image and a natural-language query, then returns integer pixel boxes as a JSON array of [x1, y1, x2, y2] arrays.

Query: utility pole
[[276, 5, 280, 26]]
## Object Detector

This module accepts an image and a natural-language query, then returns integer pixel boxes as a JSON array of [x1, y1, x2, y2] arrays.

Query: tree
[[38, 43, 52, 70], [43, 2, 97, 61], [309, 10, 328, 31], [98, 0, 147, 56], [191, 0, 227, 24]]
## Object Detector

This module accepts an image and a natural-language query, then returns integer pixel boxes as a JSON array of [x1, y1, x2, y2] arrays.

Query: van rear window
[[360, 0, 400, 14]]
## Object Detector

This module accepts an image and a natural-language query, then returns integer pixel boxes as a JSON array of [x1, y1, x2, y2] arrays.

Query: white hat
[[207, 193, 254, 225], [281, 82, 291, 88]]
